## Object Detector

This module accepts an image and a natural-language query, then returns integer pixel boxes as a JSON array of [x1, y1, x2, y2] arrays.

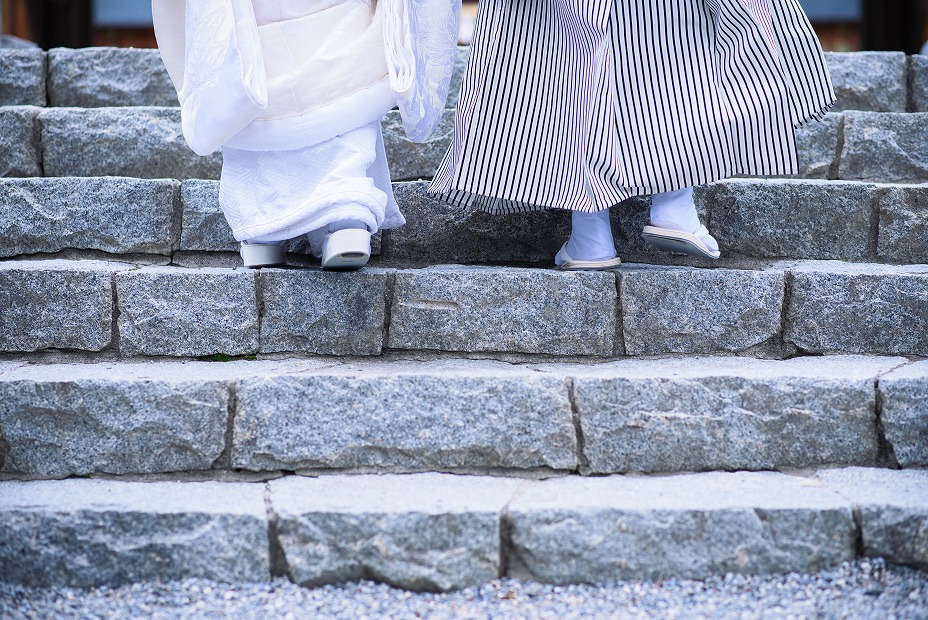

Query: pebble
[[1, 559, 926, 620]]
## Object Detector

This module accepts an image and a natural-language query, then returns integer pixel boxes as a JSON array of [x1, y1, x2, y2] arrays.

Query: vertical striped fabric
[[429, 0, 835, 214]]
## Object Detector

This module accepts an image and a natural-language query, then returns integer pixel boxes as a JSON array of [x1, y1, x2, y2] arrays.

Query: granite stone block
[[383, 110, 454, 181], [910, 54, 928, 113], [233, 360, 577, 471], [116, 267, 258, 357], [879, 362, 928, 468], [270, 474, 520, 591], [824, 52, 907, 112], [819, 468, 928, 569], [785, 262, 928, 356], [0, 260, 119, 353], [383, 182, 571, 264], [876, 185, 928, 264], [793, 113, 841, 179], [180, 180, 237, 252], [507, 472, 856, 583], [41, 107, 222, 180], [48, 47, 177, 107], [0, 479, 270, 586], [0, 178, 178, 258], [707, 180, 873, 260], [259, 269, 387, 356], [620, 266, 784, 355], [558, 356, 897, 474], [0, 106, 42, 177], [387, 266, 618, 356], [0, 362, 229, 477], [0, 49, 46, 106], [839, 113, 928, 183]]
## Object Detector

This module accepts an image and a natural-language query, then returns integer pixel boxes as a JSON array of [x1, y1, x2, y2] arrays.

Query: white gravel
[[2, 559, 926, 620]]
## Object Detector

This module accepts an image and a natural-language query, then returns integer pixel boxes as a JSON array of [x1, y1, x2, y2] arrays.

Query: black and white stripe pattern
[[429, 0, 835, 214]]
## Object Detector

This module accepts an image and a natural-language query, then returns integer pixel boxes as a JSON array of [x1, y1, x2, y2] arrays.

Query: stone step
[[0, 177, 925, 265], [2, 258, 927, 358], [2, 106, 927, 184], [0, 468, 925, 589], [1, 48, 923, 114], [0, 356, 924, 479]]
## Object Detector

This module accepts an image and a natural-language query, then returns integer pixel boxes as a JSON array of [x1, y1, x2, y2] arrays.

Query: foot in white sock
[[643, 187, 721, 259], [554, 209, 622, 270]]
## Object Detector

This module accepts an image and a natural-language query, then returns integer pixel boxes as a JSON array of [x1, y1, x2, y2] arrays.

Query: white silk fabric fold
[[153, 0, 461, 153], [381, 0, 462, 142]]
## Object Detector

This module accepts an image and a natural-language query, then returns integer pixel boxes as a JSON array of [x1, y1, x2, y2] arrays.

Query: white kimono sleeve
[[153, 0, 268, 156], [382, 0, 461, 143]]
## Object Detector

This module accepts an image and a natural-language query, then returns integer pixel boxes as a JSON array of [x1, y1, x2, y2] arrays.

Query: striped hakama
[[429, 0, 836, 214]]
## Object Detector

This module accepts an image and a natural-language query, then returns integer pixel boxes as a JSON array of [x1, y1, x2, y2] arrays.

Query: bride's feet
[[642, 187, 720, 259], [554, 209, 622, 270]]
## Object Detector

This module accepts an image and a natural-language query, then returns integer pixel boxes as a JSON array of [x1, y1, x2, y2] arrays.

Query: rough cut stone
[[785, 262, 928, 356], [382, 110, 454, 181], [911, 55, 928, 113], [383, 182, 571, 264], [48, 47, 177, 107], [116, 267, 258, 357], [0, 106, 42, 177], [0, 49, 46, 106], [270, 474, 520, 591], [819, 467, 928, 569], [387, 266, 618, 356], [507, 471, 855, 583], [824, 52, 907, 112], [0, 178, 178, 258], [620, 266, 784, 355], [839, 113, 928, 183], [553, 355, 899, 474], [707, 180, 873, 260], [0, 479, 270, 586], [0, 260, 120, 353], [0, 35, 38, 50], [0, 362, 230, 477], [879, 361, 928, 468], [792, 113, 841, 179], [233, 360, 577, 471], [180, 180, 237, 252], [876, 185, 928, 264], [259, 269, 387, 356], [41, 107, 222, 180]]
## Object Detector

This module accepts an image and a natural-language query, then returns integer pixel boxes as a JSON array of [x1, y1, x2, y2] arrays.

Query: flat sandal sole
[[642, 226, 721, 260]]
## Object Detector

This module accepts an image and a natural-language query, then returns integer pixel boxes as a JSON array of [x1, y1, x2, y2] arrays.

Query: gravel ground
[[2, 560, 926, 620]]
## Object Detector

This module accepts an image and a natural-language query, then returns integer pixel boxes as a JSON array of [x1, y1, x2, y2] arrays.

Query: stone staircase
[[0, 47, 926, 592]]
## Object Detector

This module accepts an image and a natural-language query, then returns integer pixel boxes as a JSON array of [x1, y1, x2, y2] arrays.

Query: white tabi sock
[[555, 209, 617, 266], [650, 187, 719, 253], [327, 219, 370, 233]]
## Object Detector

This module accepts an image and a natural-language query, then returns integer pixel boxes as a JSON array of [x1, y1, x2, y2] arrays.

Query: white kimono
[[153, 0, 459, 248]]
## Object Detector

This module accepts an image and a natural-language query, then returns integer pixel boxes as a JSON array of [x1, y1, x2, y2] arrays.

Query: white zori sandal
[[321, 228, 372, 271], [642, 187, 721, 260], [555, 244, 622, 270], [641, 224, 721, 260], [240, 241, 286, 268]]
